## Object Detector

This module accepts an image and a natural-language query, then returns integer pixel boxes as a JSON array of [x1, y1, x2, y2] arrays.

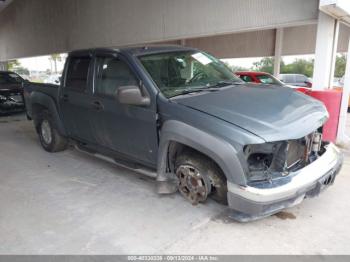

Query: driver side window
[[95, 57, 138, 97]]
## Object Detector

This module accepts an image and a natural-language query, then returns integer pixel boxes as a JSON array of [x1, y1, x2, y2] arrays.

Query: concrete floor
[[0, 113, 350, 255]]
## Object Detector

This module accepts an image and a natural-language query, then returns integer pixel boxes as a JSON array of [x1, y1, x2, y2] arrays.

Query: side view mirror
[[116, 85, 150, 106]]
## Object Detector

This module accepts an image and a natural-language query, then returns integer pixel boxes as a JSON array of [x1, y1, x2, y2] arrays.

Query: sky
[[17, 53, 315, 73]]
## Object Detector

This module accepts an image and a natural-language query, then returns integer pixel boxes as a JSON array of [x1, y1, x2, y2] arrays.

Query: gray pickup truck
[[24, 46, 343, 221]]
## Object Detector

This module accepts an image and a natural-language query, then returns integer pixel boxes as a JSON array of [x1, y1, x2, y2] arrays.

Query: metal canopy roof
[[0, 0, 12, 13]]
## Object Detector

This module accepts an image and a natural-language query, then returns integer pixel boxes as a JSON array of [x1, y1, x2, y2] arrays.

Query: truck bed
[[24, 82, 60, 119]]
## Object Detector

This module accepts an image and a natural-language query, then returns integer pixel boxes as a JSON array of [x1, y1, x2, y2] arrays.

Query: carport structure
[[0, 0, 350, 142], [1, 0, 350, 255]]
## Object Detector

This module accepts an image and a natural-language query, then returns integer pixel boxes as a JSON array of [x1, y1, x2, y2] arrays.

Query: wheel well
[[32, 103, 48, 130], [167, 141, 226, 180]]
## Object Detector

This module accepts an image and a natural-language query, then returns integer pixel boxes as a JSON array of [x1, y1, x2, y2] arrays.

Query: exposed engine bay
[[244, 129, 325, 183]]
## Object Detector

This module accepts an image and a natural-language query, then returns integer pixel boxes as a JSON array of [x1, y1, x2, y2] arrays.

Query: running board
[[74, 145, 157, 178]]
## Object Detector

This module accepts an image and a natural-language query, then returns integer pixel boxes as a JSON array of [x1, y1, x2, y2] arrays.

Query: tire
[[37, 110, 68, 152], [175, 150, 228, 205]]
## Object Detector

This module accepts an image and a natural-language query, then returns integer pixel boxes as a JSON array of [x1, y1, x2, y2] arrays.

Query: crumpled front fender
[[156, 120, 247, 194]]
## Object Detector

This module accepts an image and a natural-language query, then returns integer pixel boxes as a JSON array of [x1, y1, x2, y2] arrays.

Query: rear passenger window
[[66, 57, 91, 92], [95, 57, 138, 97]]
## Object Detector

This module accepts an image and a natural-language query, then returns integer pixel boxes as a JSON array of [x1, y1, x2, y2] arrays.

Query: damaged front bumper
[[0, 97, 25, 114], [227, 143, 343, 222]]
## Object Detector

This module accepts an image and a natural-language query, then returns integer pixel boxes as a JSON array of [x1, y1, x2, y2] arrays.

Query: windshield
[[0, 72, 23, 84], [256, 74, 284, 86], [139, 51, 243, 98]]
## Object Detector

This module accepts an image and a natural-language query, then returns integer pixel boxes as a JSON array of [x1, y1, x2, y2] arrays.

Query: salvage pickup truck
[[0, 71, 26, 114], [24, 46, 343, 221]]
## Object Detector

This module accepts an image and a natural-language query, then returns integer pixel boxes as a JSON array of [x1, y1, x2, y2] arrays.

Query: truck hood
[[174, 84, 328, 142]]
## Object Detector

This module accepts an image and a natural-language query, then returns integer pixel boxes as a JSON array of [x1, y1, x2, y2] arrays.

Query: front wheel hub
[[175, 165, 211, 205], [41, 120, 52, 145]]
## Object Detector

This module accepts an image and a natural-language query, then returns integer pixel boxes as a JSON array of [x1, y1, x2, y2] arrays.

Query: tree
[[252, 54, 347, 78], [5, 60, 29, 76], [335, 53, 346, 78], [230, 65, 250, 73], [14, 67, 30, 76], [222, 62, 249, 73], [252, 57, 275, 74], [281, 59, 314, 77], [50, 54, 62, 73], [7, 60, 20, 71], [252, 57, 314, 77]]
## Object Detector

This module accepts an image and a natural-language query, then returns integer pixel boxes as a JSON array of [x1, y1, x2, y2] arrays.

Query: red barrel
[[301, 89, 342, 142]]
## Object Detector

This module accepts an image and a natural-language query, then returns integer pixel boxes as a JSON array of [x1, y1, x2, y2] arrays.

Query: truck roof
[[69, 45, 198, 57]]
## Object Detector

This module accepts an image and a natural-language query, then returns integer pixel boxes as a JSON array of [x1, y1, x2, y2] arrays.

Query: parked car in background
[[44, 74, 61, 85], [279, 74, 312, 88], [0, 71, 26, 115], [24, 46, 342, 222], [235, 71, 285, 86]]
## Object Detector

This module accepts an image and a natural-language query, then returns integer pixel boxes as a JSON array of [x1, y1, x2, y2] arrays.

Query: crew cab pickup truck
[[24, 46, 343, 221]]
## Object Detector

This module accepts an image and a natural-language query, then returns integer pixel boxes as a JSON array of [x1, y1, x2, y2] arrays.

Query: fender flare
[[156, 120, 246, 193], [30, 91, 67, 136]]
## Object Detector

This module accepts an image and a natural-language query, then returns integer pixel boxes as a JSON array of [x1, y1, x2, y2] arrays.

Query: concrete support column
[[273, 28, 283, 77], [0, 61, 8, 71], [336, 36, 350, 145], [312, 12, 339, 90], [329, 20, 340, 87]]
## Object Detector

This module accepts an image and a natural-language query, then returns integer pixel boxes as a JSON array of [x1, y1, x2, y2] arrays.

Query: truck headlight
[[244, 142, 280, 182]]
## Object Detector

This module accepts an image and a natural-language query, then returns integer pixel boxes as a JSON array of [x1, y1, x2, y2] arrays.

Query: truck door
[[89, 54, 158, 166], [59, 55, 97, 143]]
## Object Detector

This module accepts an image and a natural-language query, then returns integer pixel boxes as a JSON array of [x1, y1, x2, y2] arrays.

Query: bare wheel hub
[[41, 120, 52, 145], [176, 165, 211, 205]]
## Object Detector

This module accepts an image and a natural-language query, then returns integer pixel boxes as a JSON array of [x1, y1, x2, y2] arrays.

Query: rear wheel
[[175, 150, 228, 205], [37, 110, 68, 152]]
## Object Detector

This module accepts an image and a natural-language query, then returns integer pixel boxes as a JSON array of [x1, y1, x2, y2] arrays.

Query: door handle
[[62, 94, 69, 102], [91, 101, 104, 111]]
